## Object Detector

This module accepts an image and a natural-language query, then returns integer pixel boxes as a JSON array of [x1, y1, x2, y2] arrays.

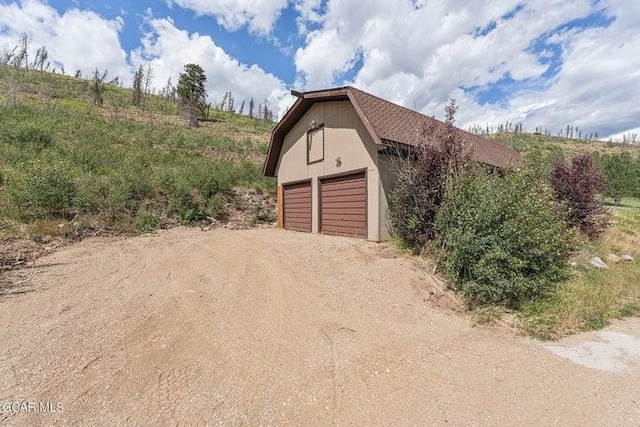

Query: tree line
[[468, 121, 604, 142]]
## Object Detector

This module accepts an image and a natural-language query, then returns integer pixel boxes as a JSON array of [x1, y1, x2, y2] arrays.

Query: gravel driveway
[[1, 227, 639, 426]]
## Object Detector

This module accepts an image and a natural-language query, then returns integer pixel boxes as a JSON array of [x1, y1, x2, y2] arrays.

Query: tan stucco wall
[[275, 100, 385, 241], [378, 154, 398, 241]]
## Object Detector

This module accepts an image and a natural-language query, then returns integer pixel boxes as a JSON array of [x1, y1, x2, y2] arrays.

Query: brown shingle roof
[[263, 86, 522, 176]]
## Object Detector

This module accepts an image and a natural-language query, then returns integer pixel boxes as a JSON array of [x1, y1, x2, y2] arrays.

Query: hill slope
[[488, 132, 640, 158], [0, 66, 276, 244]]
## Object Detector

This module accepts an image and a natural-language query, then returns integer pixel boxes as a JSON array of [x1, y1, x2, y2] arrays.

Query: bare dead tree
[[16, 32, 29, 71], [142, 63, 153, 110], [132, 65, 143, 106], [0, 45, 17, 66], [92, 68, 108, 106]]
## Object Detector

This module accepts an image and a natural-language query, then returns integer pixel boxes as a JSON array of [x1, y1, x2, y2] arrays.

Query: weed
[[135, 208, 162, 234]]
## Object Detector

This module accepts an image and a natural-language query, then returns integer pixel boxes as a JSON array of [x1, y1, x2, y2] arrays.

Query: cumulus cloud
[[1, 0, 637, 136], [0, 1, 292, 119], [131, 17, 291, 119], [293, 0, 640, 138], [169, 0, 288, 35], [0, 0, 129, 80]]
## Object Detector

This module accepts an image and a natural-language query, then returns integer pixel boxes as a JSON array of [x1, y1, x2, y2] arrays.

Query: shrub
[[135, 207, 162, 233], [596, 152, 640, 202], [387, 99, 469, 248], [434, 167, 573, 309], [550, 153, 610, 238], [17, 166, 76, 217], [0, 124, 53, 152]]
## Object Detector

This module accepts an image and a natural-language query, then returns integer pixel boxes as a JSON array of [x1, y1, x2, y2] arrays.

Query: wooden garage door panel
[[321, 172, 366, 238], [283, 181, 311, 233], [322, 188, 366, 198], [322, 207, 366, 216]]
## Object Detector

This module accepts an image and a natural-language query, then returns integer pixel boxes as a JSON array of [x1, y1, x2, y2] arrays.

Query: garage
[[283, 180, 312, 232], [264, 86, 521, 241], [320, 171, 367, 237]]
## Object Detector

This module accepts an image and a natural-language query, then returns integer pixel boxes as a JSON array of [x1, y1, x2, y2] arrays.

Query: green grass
[[488, 132, 640, 158], [0, 66, 276, 240], [603, 197, 640, 209], [518, 207, 640, 340]]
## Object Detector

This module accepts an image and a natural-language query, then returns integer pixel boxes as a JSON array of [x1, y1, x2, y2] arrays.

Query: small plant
[[206, 193, 228, 221], [16, 166, 76, 218], [550, 153, 610, 238], [251, 202, 276, 225], [135, 207, 162, 233]]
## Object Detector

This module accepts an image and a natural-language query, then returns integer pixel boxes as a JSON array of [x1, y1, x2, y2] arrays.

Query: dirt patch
[[1, 227, 639, 426]]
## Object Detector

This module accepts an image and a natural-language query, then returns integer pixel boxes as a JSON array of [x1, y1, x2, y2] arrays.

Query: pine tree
[[177, 63, 207, 128]]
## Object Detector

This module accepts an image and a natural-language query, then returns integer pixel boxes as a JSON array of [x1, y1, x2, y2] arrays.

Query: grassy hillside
[[0, 66, 276, 243], [488, 131, 640, 158]]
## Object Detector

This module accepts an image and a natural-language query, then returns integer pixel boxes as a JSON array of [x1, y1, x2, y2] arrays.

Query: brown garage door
[[283, 181, 312, 232], [320, 171, 366, 237]]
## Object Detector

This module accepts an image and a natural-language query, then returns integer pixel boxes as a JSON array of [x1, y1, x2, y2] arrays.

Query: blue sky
[[0, 0, 639, 140]]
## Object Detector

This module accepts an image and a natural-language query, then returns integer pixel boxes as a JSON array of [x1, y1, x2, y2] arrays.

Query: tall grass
[[0, 99, 275, 236], [519, 207, 640, 340]]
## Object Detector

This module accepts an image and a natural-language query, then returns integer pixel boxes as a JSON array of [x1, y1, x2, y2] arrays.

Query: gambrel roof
[[263, 86, 521, 176]]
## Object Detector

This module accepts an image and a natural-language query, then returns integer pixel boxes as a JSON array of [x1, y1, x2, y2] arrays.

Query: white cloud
[[170, 0, 288, 35], [607, 127, 640, 143], [0, 1, 293, 119], [293, 0, 323, 34], [292, 0, 640, 137], [131, 17, 291, 119], [0, 0, 129, 80]]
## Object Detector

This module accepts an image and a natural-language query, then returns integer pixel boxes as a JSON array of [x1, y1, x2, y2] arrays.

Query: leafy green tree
[[177, 63, 207, 127], [597, 152, 640, 202]]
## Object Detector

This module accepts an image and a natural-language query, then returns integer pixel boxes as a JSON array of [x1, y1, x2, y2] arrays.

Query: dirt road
[[1, 227, 639, 426]]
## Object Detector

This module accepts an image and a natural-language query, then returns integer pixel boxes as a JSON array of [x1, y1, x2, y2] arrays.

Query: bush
[[596, 152, 640, 202], [434, 167, 573, 309], [550, 153, 610, 238], [387, 99, 469, 248], [0, 124, 53, 152], [135, 207, 162, 233], [16, 166, 76, 217]]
